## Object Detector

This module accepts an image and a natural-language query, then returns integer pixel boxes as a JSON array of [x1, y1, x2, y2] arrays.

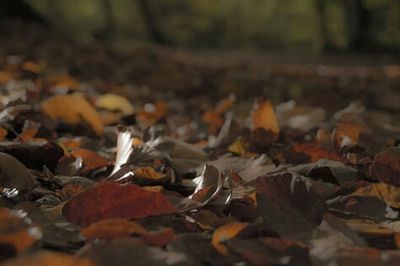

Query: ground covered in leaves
[[0, 47, 400, 266]]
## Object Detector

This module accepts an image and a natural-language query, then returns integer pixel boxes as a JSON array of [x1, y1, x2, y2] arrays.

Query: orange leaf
[[141, 228, 175, 246], [0, 208, 41, 253], [71, 148, 110, 174], [288, 142, 345, 163], [1, 251, 96, 266], [41, 94, 104, 136], [81, 218, 147, 241], [252, 99, 280, 135], [0, 127, 8, 141], [62, 182, 177, 226], [211, 222, 248, 255], [333, 121, 367, 147], [134, 166, 166, 180]]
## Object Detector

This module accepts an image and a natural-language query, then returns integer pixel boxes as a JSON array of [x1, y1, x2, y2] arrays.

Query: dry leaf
[[0, 208, 41, 253], [96, 93, 134, 115], [134, 166, 166, 180], [211, 222, 248, 255], [333, 121, 368, 147], [352, 183, 400, 209], [62, 182, 177, 226], [368, 147, 400, 187], [0, 127, 8, 141], [71, 149, 110, 174], [41, 94, 104, 136], [141, 228, 175, 246], [1, 251, 96, 266], [286, 142, 345, 163], [252, 99, 280, 135], [81, 218, 146, 241]]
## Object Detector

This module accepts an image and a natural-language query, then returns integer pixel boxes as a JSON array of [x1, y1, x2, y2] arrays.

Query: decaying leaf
[[368, 147, 400, 186], [0, 152, 37, 199], [141, 228, 175, 247], [285, 143, 345, 164], [133, 166, 166, 180], [81, 218, 146, 241], [352, 183, 400, 209], [252, 99, 280, 135], [211, 222, 248, 255], [41, 94, 104, 136], [256, 172, 325, 242], [62, 182, 177, 226], [71, 148, 110, 174]]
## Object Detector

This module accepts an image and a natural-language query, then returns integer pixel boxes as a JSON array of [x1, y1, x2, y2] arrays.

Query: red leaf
[[62, 182, 177, 226]]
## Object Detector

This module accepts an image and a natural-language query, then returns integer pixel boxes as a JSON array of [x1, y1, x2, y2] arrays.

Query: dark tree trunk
[[342, 0, 370, 51], [0, 0, 49, 26], [136, 0, 169, 44], [93, 0, 115, 41], [315, 0, 336, 52]]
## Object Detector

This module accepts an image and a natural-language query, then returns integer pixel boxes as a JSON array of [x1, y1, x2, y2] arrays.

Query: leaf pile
[[0, 55, 400, 266]]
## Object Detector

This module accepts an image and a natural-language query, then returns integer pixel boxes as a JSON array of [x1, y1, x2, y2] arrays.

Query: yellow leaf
[[96, 93, 134, 115], [252, 99, 280, 134], [211, 222, 248, 255], [41, 94, 104, 136], [134, 167, 166, 180], [352, 183, 400, 209]]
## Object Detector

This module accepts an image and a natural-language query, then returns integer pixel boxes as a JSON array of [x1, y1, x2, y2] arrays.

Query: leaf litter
[[0, 54, 400, 266]]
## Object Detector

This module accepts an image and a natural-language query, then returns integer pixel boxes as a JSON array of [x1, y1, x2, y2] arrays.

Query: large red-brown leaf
[[368, 147, 400, 187], [62, 182, 177, 226]]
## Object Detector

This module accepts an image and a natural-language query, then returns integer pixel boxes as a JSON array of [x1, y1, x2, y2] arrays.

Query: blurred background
[[1, 0, 400, 55]]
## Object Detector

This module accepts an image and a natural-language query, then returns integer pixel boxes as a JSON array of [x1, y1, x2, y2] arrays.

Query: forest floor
[[1, 29, 400, 266]]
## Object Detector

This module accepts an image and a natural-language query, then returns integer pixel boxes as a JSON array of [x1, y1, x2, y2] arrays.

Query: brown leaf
[[1, 251, 96, 266], [285, 142, 345, 164], [368, 147, 400, 186], [81, 218, 146, 241], [71, 149, 110, 174], [41, 94, 104, 136], [256, 172, 325, 242], [141, 228, 175, 246], [62, 182, 177, 226]]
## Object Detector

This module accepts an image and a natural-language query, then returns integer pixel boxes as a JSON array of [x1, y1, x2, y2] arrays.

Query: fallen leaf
[[41, 94, 104, 136], [1, 251, 96, 266], [0, 152, 37, 198], [285, 142, 345, 164], [368, 147, 400, 186], [96, 93, 134, 115], [252, 99, 280, 135], [81, 218, 146, 241], [134, 166, 166, 180], [333, 121, 368, 147], [141, 228, 175, 246], [256, 172, 325, 241], [62, 182, 177, 226], [352, 183, 400, 209], [71, 149, 110, 174], [0, 127, 8, 141], [0, 208, 41, 254], [211, 222, 248, 255]]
